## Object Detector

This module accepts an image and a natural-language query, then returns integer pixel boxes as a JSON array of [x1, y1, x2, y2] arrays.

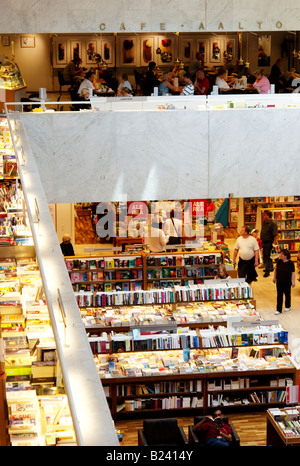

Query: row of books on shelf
[[88, 327, 288, 355], [146, 253, 222, 267], [245, 214, 256, 223], [75, 282, 253, 307], [208, 390, 288, 407], [94, 348, 295, 378], [120, 395, 203, 412], [70, 269, 143, 282], [277, 240, 300, 251], [72, 281, 144, 293], [66, 256, 142, 270], [273, 208, 300, 220], [278, 230, 300, 240], [207, 376, 293, 391], [244, 197, 273, 204], [80, 300, 258, 329], [116, 379, 203, 396], [147, 266, 217, 279], [199, 325, 288, 348], [277, 219, 300, 230], [175, 282, 253, 302], [75, 289, 177, 307]]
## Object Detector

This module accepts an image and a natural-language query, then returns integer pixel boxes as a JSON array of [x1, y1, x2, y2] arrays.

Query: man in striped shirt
[[180, 73, 194, 95]]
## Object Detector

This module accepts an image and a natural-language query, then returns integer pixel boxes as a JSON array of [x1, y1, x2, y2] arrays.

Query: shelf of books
[[272, 207, 300, 254], [267, 406, 300, 446], [0, 248, 77, 445], [145, 251, 222, 289], [65, 254, 144, 292], [0, 116, 77, 446], [244, 196, 300, 239], [244, 197, 272, 229], [71, 275, 299, 419], [65, 249, 224, 294]]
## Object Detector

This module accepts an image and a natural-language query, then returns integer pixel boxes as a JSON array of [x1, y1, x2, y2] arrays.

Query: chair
[[138, 419, 188, 447], [188, 415, 240, 447], [57, 70, 70, 95]]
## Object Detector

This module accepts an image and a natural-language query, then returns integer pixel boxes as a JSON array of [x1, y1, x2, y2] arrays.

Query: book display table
[[267, 407, 300, 446]]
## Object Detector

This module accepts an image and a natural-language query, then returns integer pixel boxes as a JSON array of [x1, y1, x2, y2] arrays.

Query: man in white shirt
[[233, 226, 259, 284], [163, 209, 182, 245], [77, 70, 95, 96]]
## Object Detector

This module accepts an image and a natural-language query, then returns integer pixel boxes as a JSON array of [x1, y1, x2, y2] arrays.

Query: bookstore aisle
[[113, 237, 300, 447]]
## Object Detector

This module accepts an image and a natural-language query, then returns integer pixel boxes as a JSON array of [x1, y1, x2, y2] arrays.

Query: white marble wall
[[0, 0, 300, 33], [19, 99, 300, 203]]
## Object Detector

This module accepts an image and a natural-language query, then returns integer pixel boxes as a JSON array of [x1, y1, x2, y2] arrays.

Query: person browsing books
[[60, 234, 75, 256], [233, 225, 259, 284], [163, 209, 182, 246], [273, 248, 295, 315], [147, 216, 169, 253], [193, 407, 232, 446], [261, 210, 278, 277], [215, 264, 230, 279]]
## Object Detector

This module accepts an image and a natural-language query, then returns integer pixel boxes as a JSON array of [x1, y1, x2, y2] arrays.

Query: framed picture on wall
[[157, 36, 175, 66], [20, 36, 35, 48], [224, 39, 235, 62], [140, 37, 155, 67], [86, 40, 97, 64], [101, 39, 114, 65], [118, 37, 138, 66], [258, 35, 271, 66], [180, 38, 194, 62], [196, 39, 208, 64], [1, 36, 10, 46], [71, 40, 82, 62], [210, 38, 222, 63], [55, 41, 68, 66]]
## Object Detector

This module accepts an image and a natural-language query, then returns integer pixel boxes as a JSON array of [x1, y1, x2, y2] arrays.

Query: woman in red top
[[194, 69, 210, 95]]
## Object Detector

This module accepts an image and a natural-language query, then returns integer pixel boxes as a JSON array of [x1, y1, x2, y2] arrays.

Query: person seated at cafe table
[[215, 68, 235, 92], [158, 71, 177, 96], [252, 69, 271, 94], [117, 73, 133, 96], [194, 69, 210, 95], [77, 70, 95, 96], [180, 72, 194, 95]]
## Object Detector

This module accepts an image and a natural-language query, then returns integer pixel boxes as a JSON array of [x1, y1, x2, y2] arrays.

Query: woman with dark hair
[[273, 249, 295, 315]]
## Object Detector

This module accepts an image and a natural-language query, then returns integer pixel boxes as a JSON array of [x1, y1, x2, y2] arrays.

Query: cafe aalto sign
[[99, 20, 285, 32]]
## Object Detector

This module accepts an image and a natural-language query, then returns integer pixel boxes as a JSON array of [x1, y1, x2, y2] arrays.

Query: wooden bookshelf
[[100, 365, 299, 420], [65, 249, 224, 294]]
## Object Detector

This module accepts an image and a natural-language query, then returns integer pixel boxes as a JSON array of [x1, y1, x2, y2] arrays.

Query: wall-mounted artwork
[[224, 39, 235, 62], [101, 39, 114, 65], [180, 38, 194, 62], [210, 39, 222, 63], [71, 41, 82, 62], [141, 38, 154, 66], [258, 35, 271, 66], [196, 39, 208, 64], [20, 36, 35, 48], [55, 41, 67, 66], [157, 37, 174, 65], [118, 37, 137, 66], [86, 40, 97, 64]]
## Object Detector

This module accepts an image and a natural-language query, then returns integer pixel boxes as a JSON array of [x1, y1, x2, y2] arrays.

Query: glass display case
[[0, 58, 25, 90]]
